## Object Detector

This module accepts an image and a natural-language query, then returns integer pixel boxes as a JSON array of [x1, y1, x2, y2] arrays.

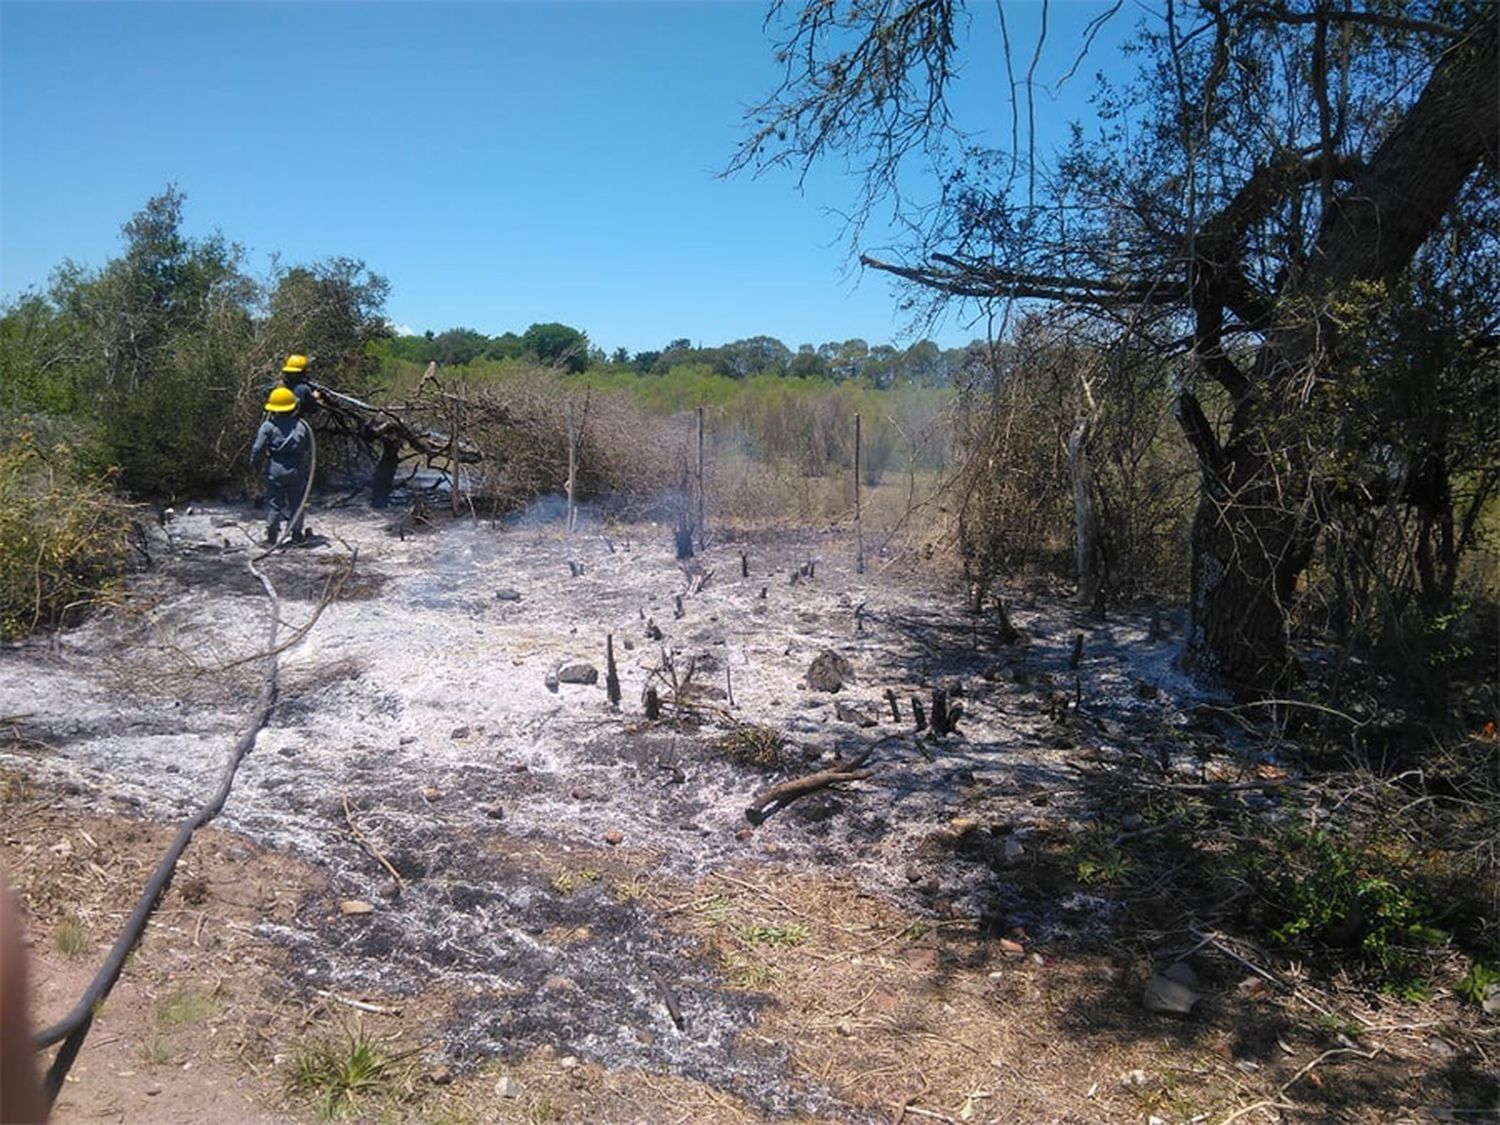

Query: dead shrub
[[432, 369, 684, 518]]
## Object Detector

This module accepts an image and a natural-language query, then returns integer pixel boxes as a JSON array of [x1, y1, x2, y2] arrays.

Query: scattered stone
[[1135, 680, 1160, 700], [1120, 812, 1145, 830], [1142, 973, 1200, 1015], [422, 786, 440, 802], [544, 671, 560, 692], [495, 1076, 523, 1099], [559, 1055, 579, 1071], [1119, 1070, 1150, 1089], [1162, 960, 1200, 987], [603, 829, 623, 846], [557, 663, 599, 685], [377, 881, 401, 900], [1236, 975, 1269, 999], [807, 649, 854, 692], [1002, 837, 1025, 864], [427, 1065, 453, 1086], [399, 735, 417, 746], [999, 938, 1025, 959], [494, 588, 523, 602], [622, 637, 635, 651], [339, 899, 374, 915], [634, 1029, 655, 1046], [1484, 985, 1500, 1015], [450, 726, 470, 739], [834, 701, 877, 727], [987, 971, 1004, 983]]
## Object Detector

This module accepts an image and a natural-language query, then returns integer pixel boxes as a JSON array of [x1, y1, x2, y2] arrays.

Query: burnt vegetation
[[3, 2, 1499, 1119]]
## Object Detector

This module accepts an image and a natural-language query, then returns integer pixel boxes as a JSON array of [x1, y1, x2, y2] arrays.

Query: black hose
[[34, 558, 284, 1105]]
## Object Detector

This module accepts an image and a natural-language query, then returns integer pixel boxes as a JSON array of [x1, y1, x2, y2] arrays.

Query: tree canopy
[[735, 0, 1499, 693]]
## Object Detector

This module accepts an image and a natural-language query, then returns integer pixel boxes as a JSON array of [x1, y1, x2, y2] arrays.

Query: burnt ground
[[1, 498, 1494, 1123]]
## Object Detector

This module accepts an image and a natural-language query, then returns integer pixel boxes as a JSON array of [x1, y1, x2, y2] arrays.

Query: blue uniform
[[251, 415, 311, 541]]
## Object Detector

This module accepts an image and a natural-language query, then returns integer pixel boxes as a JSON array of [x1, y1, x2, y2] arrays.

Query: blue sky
[[1, 1, 1131, 357]]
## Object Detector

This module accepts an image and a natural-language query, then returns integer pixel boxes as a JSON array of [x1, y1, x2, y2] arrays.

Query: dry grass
[[0, 429, 134, 639]]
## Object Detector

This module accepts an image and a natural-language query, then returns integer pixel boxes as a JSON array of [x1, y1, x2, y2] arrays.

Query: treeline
[[379, 326, 971, 387], [1, 188, 390, 498]]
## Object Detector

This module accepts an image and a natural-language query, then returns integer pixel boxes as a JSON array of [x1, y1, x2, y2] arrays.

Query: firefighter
[[279, 353, 323, 413], [251, 386, 313, 545]]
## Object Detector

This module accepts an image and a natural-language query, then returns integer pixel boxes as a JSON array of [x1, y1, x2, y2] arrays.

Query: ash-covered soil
[[1, 498, 1231, 1118]]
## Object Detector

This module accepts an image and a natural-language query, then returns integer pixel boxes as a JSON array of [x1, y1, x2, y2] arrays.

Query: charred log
[[744, 750, 875, 826]]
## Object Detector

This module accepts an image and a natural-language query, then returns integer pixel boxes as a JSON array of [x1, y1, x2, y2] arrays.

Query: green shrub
[[1259, 825, 1446, 988], [0, 429, 133, 639]]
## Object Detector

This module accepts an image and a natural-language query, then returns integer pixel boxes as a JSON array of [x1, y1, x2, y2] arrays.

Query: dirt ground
[[1, 496, 1493, 1123]]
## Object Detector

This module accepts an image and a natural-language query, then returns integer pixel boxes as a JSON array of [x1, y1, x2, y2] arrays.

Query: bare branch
[[1238, 2, 1466, 40]]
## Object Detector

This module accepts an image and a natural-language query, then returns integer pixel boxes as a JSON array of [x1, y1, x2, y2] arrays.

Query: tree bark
[[1182, 14, 1498, 694], [1068, 414, 1102, 610]]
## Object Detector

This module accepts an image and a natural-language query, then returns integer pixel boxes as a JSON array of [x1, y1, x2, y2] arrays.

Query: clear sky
[[1, 1, 1131, 357]]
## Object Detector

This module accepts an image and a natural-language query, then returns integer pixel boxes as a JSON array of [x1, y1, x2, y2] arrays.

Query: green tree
[[721, 335, 792, 377], [259, 257, 390, 396], [735, 1, 1499, 694], [520, 322, 589, 372], [429, 327, 489, 367], [484, 332, 526, 361], [787, 344, 828, 378], [39, 188, 259, 496]]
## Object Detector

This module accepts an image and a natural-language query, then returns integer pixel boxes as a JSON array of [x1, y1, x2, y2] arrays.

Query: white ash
[[0, 498, 1240, 1116]]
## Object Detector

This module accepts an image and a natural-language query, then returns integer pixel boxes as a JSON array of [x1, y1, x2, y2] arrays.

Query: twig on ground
[[1190, 926, 1372, 1029], [342, 795, 406, 889], [313, 989, 402, 1016], [1217, 1045, 1381, 1124]]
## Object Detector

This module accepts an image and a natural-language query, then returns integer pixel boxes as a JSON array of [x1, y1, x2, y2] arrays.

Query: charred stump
[[606, 634, 621, 706]]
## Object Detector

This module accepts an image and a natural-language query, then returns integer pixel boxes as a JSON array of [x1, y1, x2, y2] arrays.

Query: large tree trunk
[[1182, 14, 1497, 695], [1182, 436, 1319, 694]]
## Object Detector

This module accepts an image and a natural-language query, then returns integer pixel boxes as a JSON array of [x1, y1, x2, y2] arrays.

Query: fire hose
[[35, 415, 327, 1105], [32, 560, 284, 1106]]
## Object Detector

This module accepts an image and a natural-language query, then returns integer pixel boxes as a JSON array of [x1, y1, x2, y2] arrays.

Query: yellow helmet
[[265, 386, 298, 413], [282, 354, 309, 375]]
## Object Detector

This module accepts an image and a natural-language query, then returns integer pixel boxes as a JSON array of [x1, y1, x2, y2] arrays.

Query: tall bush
[[0, 429, 133, 639]]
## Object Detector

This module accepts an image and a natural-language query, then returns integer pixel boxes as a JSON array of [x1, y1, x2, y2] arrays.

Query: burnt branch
[[744, 749, 876, 826]]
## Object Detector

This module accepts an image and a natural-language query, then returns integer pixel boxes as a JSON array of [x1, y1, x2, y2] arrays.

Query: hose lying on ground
[[33, 524, 349, 1105]]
